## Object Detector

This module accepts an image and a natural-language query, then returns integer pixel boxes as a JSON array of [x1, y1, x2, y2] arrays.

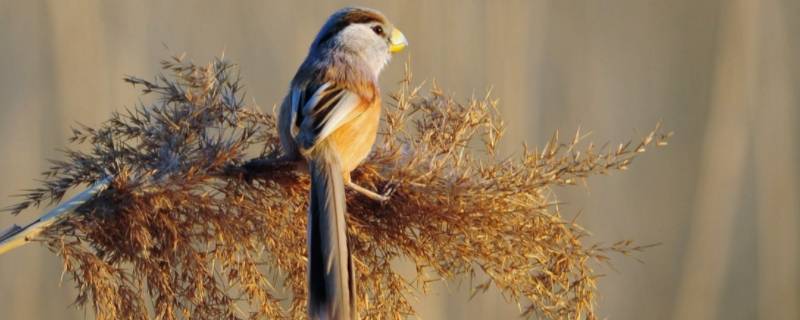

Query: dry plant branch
[[1, 56, 670, 319]]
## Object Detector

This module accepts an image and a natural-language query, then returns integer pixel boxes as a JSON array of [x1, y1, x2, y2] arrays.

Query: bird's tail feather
[[308, 146, 356, 320]]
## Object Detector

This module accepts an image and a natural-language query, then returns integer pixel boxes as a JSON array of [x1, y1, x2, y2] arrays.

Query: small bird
[[277, 7, 407, 320]]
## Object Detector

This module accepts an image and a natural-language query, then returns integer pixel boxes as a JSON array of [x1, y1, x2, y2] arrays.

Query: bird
[[276, 7, 407, 320]]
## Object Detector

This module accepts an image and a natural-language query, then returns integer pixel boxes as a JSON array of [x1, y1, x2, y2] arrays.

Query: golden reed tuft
[[6, 56, 670, 319]]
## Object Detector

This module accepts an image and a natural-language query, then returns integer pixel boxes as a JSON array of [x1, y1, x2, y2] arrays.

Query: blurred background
[[0, 1, 797, 319]]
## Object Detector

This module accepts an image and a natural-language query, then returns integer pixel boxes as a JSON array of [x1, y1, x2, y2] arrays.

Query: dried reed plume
[[2, 56, 670, 319]]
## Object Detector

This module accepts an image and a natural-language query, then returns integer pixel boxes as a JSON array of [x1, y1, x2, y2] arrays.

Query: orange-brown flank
[[327, 97, 381, 175]]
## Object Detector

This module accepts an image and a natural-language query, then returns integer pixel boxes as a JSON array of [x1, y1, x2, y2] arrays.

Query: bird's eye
[[372, 26, 384, 36]]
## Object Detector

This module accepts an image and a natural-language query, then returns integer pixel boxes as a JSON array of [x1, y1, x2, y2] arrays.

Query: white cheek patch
[[337, 24, 391, 76]]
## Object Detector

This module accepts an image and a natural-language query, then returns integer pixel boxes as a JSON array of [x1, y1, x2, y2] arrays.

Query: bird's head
[[310, 7, 408, 76]]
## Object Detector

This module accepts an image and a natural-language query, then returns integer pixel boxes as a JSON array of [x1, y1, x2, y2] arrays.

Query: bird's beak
[[389, 28, 408, 53]]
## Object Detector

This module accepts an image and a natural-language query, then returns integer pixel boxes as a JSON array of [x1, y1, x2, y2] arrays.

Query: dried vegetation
[[5, 57, 670, 319]]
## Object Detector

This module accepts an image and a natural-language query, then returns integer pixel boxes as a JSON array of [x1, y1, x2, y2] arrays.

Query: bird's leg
[[343, 174, 394, 202], [347, 181, 389, 202]]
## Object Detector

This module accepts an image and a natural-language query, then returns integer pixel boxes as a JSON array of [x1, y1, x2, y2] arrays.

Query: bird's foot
[[346, 180, 396, 203]]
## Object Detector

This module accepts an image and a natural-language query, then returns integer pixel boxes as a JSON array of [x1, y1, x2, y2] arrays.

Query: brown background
[[0, 1, 797, 319]]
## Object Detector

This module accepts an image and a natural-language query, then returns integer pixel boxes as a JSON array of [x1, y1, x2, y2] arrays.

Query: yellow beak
[[389, 28, 408, 53]]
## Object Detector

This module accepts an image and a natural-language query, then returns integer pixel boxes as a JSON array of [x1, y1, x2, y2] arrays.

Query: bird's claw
[[380, 178, 399, 201]]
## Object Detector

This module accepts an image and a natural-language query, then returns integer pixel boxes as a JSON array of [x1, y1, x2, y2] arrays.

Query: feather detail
[[289, 87, 301, 139], [307, 144, 356, 320], [295, 81, 370, 151]]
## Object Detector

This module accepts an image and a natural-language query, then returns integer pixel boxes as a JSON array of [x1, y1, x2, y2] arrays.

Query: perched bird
[[277, 7, 407, 320]]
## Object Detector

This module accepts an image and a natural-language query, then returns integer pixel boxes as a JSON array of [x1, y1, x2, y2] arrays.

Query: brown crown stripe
[[316, 8, 387, 47], [341, 8, 386, 25]]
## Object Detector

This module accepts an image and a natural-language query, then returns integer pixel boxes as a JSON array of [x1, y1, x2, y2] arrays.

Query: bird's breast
[[327, 98, 381, 173]]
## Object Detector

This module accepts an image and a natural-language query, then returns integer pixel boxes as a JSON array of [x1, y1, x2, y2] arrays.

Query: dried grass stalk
[[1, 56, 670, 319]]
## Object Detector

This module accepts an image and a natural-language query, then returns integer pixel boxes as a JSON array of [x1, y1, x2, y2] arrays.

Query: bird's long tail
[[307, 146, 356, 320]]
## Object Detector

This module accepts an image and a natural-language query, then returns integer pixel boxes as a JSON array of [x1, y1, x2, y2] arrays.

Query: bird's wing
[[293, 81, 365, 150]]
